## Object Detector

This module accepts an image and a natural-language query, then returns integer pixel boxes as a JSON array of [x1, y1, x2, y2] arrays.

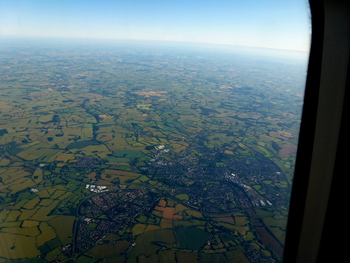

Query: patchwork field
[[0, 39, 306, 262]]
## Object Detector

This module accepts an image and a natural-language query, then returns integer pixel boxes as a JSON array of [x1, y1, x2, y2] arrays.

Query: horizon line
[[0, 34, 310, 53]]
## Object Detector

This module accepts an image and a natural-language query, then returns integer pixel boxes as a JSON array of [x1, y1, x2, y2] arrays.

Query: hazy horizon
[[0, 35, 310, 67]]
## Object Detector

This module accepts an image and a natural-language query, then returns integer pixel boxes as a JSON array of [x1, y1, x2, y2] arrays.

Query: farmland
[[0, 38, 308, 262]]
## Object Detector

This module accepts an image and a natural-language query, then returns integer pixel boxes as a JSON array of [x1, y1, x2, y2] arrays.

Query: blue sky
[[0, 0, 311, 51]]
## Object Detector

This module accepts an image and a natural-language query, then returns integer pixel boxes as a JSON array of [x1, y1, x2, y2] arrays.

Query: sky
[[0, 0, 311, 51]]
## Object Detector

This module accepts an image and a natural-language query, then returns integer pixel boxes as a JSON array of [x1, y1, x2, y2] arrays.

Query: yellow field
[[8, 178, 35, 195], [38, 198, 54, 206], [48, 215, 76, 244], [36, 222, 57, 247], [23, 197, 40, 209], [0, 233, 40, 259], [2, 227, 40, 236], [186, 210, 203, 218], [100, 169, 141, 184], [22, 220, 40, 228], [55, 153, 76, 162], [145, 225, 161, 232], [30, 200, 59, 221], [18, 209, 38, 221], [50, 189, 66, 199], [6, 210, 21, 222], [96, 132, 113, 142], [132, 223, 147, 236], [0, 218, 18, 228], [0, 158, 10, 166], [81, 144, 110, 157], [36, 189, 51, 198], [1, 168, 30, 184]]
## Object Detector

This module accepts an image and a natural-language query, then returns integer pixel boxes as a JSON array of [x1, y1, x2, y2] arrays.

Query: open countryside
[[0, 39, 308, 263]]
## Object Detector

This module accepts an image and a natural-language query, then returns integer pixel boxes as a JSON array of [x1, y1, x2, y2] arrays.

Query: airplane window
[[0, 1, 310, 262]]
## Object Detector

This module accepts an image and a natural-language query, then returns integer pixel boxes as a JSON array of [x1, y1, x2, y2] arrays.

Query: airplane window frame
[[283, 0, 349, 262]]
